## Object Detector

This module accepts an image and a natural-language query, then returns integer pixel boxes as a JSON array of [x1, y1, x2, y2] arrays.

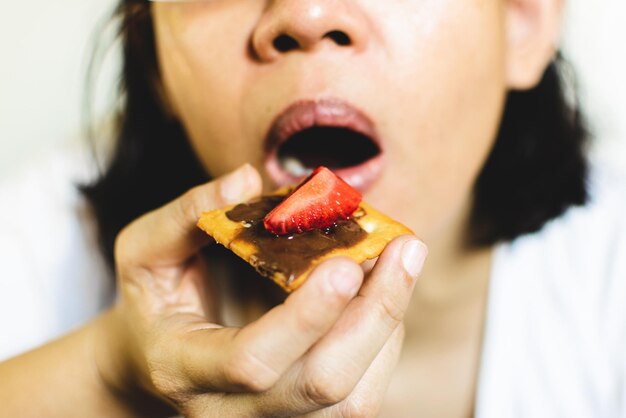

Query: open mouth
[[264, 99, 385, 192], [277, 126, 381, 175]]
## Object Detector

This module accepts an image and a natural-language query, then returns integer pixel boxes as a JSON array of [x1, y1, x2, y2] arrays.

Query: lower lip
[[264, 152, 385, 193]]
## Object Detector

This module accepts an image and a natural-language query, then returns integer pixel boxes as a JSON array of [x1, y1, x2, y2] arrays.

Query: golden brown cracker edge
[[197, 198, 413, 292]]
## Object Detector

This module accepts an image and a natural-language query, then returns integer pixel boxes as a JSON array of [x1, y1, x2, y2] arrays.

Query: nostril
[[273, 34, 299, 52], [325, 30, 351, 46], [272, 30, 352, 54]]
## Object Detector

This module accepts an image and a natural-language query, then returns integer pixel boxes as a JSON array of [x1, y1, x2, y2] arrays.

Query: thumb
[[115, 164, 262, 269]]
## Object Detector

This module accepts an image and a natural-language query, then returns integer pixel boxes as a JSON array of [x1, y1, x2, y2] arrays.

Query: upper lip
[[264, 98, 381, 153]]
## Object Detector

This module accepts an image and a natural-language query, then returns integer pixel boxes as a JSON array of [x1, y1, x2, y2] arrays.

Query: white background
[[0, 0, 624, 177]]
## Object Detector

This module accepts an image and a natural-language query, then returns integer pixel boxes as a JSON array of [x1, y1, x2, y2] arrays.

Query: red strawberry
[[264, 166, 362, 235]]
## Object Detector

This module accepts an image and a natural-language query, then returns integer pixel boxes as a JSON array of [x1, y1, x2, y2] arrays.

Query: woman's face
[[152, 0, 508, 242]]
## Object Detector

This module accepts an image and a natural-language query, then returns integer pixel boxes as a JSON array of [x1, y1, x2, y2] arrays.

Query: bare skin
[[0, 0, 563, 416], [0, 166, 427, 417], [151, 0, 561, 411], [383, 247, 493, 417]]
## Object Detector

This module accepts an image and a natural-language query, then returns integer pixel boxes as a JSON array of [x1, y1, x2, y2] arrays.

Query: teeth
[[281, 156, 313, 177]]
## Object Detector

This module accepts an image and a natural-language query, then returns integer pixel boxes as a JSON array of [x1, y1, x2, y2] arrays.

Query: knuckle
[[341, 394, 379, 418], [146, 359, 188, 402], [177, 188, 204, 226], [223, 349, 280, 392], [375, 294, 405, 331], [149, 367, 183, 399], [393, 323, 406, 344], [113, 226, 129, 255], [180, 182, 226, 222], [302, 369, 352, 407], [291, 302, 329, 336], [144, 346, 176, 394], [113, 226, 133, 268]]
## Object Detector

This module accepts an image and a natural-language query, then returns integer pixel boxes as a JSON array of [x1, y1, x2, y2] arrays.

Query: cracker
[[197, 192, 412, 292]]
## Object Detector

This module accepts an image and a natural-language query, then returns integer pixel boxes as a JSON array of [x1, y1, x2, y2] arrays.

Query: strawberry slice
[[264, 166, 363, 235]]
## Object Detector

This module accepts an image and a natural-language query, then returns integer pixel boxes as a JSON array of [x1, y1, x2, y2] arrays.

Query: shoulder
[[485, 166, 626, 414], [478, 167, 626, 416], [503, 165, 626, 277], [498, 165, 626, 305], [0, 147, 114, 360], [496, 165, 626, 340], [0, 147, 98, 253]]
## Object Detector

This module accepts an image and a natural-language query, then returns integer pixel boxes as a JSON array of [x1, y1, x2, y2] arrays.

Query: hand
[[99, 163, 428, 417]]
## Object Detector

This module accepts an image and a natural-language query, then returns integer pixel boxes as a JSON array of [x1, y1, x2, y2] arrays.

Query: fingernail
[[220, 164, 252, 203], [401, 239, 427, 278], [328, 266, 360, 296]]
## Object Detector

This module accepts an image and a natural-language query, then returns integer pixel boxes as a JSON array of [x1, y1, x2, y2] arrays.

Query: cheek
[[152, 4, 262, 177], [368, 0, 507, 239]]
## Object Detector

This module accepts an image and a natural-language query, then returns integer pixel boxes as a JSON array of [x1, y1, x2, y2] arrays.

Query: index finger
[[115, 164, 262, 268], [177, 257, 364, 393]]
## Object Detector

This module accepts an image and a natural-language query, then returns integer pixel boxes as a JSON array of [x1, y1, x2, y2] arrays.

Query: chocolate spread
[[226, 196, 367, 286]]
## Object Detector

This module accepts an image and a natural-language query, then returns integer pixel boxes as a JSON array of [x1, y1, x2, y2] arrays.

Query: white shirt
[[477, 168, 626, 417], [0, 148, 114, 360], [1, 151, 625, 417]]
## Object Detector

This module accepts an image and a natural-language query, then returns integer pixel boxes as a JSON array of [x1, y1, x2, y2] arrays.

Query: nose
[[252, 0, 370, 62]]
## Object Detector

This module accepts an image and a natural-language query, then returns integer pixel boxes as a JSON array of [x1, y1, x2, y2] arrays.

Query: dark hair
[[81, 1, 589, 270], [469, 58, 589, 246]]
